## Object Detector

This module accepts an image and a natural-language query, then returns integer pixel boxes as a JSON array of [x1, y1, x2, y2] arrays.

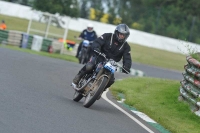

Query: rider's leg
[[72, 56, 96, 85], [87, 47, 92, 62], [72, 69, 85, 85]]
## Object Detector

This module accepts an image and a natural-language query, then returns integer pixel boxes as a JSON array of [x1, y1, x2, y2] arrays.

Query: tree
[[177, 0, 200, 17], [89, 0, 104, 21], [79, 0, 89, 18], [32, 0, 79, 18], [29, 0, 200, 44]]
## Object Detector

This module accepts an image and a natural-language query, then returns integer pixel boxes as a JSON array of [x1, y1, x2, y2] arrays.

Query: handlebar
[[94, 50, 106, 59], [94, 50, 130, 74], [74, 36, 93, 43]]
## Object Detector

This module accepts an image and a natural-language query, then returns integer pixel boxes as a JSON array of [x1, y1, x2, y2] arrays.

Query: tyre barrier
[[179, 54, 200, 116], [0, 29, 8, 44], [8, 30, 22, 46], [0, 30, 66, 54]]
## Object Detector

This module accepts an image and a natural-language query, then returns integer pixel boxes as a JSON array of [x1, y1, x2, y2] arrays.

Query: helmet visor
[[118, 33, 125, 39]]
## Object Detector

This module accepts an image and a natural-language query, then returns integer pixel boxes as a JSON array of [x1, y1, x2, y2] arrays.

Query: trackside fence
[[0, 29, 9, 44], [179, 54, 200, 116], [0, 29, 76, 54]]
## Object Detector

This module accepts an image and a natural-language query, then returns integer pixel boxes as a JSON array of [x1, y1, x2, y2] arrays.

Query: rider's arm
[[79, 30, 86, 39], [92, 33, 108, 52], [93, 31, 98, 40], [122, 43, 132, 73]]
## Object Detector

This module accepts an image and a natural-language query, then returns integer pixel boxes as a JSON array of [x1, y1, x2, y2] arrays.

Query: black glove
[[122, 66, 130, 74]]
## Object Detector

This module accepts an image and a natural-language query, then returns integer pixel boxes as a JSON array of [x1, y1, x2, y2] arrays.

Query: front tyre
[[81, 55, 85, 64], [83, 76, 108, 108], [73, 91, 83, 102]]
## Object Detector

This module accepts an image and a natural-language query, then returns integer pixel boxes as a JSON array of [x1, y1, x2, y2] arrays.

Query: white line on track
[[102, 89, 155, 133]]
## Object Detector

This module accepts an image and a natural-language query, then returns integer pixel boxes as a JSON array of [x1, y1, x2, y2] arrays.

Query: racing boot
[[72, 70, 85, 86]]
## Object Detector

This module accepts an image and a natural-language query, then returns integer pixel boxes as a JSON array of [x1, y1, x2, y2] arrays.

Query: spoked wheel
[[80, 49, 86, 64], [83, 76, 108, 108], [73, 91, 83, 102]]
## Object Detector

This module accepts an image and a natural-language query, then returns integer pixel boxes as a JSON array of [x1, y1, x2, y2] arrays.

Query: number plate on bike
[[104, 62, 116, 73]]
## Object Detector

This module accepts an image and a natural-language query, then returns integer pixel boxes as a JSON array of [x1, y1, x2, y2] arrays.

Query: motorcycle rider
[[75, 23, 98, 58], [72, 24, 132, 89]]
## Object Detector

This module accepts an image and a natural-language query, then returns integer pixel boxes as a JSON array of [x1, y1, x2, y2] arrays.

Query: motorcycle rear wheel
[[73, 91, 83, 102], [83, 76, 108, 108]]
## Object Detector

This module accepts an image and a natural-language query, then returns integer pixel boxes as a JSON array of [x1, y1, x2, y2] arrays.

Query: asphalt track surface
[[0, 47, 182, 133]]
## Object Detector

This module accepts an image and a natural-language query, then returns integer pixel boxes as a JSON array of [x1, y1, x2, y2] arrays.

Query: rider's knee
[[85, 62, 95, 73]]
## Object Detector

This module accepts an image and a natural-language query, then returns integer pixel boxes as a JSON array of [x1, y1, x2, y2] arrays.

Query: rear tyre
[[83, 76, 108, 108], [73, 91, 83, 102]]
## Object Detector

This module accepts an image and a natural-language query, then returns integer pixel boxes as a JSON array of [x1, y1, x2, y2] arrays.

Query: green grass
[[111, 77, 200, 133], [130, 44, 187, 71], [0, 14, 82, 43]]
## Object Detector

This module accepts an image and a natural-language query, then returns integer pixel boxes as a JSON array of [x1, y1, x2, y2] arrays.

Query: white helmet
[[87, 23, 94, 32]]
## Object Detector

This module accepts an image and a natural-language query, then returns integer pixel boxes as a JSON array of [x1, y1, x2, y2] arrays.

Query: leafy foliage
[[32, 0, 79, 17], [3, 0, 200, 44]]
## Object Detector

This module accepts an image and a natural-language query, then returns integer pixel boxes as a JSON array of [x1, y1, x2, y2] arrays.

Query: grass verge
[[111, 77, 200, 133]]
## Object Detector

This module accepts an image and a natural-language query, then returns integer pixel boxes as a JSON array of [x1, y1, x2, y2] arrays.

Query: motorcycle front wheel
[[81, 55, 85, 64], [83, 76, 108, 108]]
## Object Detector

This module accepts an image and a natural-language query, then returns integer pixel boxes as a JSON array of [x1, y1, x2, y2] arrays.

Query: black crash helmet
[[114, 24, 130, 43]]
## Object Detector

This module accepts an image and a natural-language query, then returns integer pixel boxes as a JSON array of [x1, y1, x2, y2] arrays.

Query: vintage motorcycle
[[72, 50, 127, 108], [78, 40, 92, 64]]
